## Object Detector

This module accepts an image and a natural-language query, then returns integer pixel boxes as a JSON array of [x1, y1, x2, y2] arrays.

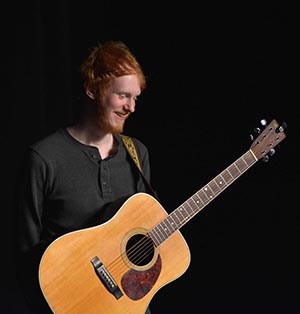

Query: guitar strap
[[120, 134, 158, 199], [120, 134, 142, 172]]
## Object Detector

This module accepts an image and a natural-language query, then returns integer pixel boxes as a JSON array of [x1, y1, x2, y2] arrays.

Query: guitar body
[[39, 193, 191, 314]]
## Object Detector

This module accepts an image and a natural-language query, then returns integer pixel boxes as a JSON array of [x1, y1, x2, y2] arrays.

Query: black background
[[3, 1, 299, 313]]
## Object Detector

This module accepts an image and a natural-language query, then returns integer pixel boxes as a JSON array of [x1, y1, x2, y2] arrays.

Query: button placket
[[100, 160, 112, 200]]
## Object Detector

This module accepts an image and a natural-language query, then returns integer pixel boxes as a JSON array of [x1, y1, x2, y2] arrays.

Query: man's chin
[[109, 124, 124, 135], [97, 120, 124, 134]]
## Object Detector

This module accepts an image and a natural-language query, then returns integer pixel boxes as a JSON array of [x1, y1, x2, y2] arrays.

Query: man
[[16, 41, 153, 314]]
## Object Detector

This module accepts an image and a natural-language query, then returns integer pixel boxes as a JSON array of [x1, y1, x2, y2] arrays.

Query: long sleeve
[[15, 148, 53, 313], [17, 148, 49, 255]]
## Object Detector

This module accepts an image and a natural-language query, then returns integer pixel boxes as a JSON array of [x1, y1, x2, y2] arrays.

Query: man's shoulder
[[29, 128, 67, 156], [119, 134, 148, 154]]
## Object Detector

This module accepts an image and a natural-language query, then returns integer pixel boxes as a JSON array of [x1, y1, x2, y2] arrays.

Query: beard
[[96, 104, 126, 134]]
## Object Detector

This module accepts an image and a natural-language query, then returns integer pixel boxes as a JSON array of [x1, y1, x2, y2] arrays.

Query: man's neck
[[67, 124, 117, 159]]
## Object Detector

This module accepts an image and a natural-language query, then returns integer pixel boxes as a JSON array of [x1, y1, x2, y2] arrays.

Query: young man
[[16, 41, 154, 314]]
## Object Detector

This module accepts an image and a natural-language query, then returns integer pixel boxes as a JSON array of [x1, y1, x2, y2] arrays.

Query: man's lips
[[114, 112, 129, 120]]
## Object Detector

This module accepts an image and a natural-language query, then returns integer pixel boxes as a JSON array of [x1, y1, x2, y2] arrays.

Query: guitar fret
[[228, 163, 240, 178], [172, 211, 182, 229], [183, 205, 191, 217], [177, 207, 187, 221], [182, 206, 191, 221], [175, 210, 187, 230], [164, 216, 176, 232], [243, 154, 256, 167], [243, 152, 252, 165], [157, 223, 168, 240], [215, 174, 227, 190], [160, 220, 172, 237], [170, 211, 181, 227], [169, 215, 178, 230], [191, 194, 205, 207], [207, 184, 215, 195], [150, 215, 179, 246], [223, 168, 234, 183], [149, 228, 161, 246], [236, 157, 247, 172], [186, 198, 198, 212], [185, 201, 195, 215], [210, 179, 221, 194], [197, 189, 210, 204], [153, 225, 164, 243], [203, 185, 214, 200]]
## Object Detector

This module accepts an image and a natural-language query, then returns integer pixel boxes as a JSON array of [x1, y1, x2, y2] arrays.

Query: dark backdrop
[[3, 1, 299, 313]]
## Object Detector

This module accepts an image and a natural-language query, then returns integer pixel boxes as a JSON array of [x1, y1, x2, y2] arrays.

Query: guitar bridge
[[91, 256, 123, 299]]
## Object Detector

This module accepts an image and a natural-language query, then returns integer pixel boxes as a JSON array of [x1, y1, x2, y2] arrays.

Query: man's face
[[97, 74, 141, 134]]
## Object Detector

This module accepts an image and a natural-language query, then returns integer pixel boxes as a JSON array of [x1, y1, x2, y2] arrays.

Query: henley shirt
[[17, 128, 151, 255]]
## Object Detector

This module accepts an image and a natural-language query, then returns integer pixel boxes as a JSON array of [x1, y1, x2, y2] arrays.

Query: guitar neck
[[149, 149, 257, 246]]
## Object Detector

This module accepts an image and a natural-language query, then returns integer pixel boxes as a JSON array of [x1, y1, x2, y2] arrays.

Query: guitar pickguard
[[121, 255, 162, 300]]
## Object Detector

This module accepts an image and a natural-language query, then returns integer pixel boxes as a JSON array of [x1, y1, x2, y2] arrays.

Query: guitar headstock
[[250, 119, 287, 161]]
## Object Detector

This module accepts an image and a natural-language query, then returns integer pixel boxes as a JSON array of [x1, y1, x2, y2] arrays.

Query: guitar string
[[93, 136, 279, 285], [107, 215, 184, 274], [104, 152, 258, 279], [106, 233, 157, 277], [107, 214, 186, 277], [104, 168, 238, 277]]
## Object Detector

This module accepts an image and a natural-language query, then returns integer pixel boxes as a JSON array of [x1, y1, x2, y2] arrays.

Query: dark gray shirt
[[16, 128, 153, 313], [17, 128, 151, 254]]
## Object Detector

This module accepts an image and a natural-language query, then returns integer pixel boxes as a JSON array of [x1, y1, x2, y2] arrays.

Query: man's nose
[[125, 98, 136, 112]]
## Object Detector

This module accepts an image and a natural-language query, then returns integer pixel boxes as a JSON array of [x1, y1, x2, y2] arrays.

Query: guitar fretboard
[[148, 150, 257, 247]]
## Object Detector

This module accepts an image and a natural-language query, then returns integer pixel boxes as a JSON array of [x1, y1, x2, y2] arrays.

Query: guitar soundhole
[[126, 234, 154, 266]]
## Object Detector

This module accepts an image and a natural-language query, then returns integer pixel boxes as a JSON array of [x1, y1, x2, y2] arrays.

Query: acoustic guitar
[[39, 119, 286, 313]]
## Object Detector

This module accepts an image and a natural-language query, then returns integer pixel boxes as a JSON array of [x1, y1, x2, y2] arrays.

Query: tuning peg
[[253, 127, 261, 134], [250, 127, 260, 141], [261, 148, 276, 163], [262, 155, 269, 162], [260, 119, 267, 127], [276, 121, 288, 133], [269, 148, 276, 156], [250, 119, 267, 141]]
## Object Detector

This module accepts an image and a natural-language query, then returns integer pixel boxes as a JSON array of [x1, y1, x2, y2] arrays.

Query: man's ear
[[86, 89, 95, 100]]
